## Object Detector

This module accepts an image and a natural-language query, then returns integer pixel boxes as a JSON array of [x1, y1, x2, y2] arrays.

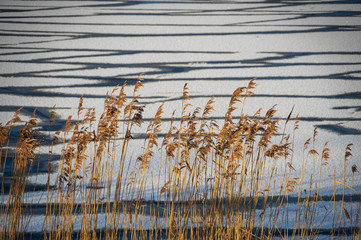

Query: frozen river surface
[[0, 0, 361, 235]]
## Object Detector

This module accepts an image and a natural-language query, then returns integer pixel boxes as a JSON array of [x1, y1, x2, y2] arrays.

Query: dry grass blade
[[336, 181, 358, 193]]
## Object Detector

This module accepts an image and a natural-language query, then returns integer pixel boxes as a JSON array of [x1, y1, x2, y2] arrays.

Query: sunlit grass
[[1, 78, 360, 239]]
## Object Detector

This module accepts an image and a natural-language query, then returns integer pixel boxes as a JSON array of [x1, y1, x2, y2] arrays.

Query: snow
[[0, 0, 360, 236]]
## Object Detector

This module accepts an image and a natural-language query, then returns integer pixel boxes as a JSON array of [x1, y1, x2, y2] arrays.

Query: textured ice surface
[[0, 0, 360, 234]]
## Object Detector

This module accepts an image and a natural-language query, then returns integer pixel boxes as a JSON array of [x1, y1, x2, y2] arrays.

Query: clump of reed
[[0, 77, 360, 240]]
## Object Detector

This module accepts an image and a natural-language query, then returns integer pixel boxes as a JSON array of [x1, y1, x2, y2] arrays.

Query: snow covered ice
[[0, 0, 360, 237]]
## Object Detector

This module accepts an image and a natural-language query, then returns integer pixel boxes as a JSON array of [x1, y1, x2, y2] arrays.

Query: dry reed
[[0, 78, 360, 240]]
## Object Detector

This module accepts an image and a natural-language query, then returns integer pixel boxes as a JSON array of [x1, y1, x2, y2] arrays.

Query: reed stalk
[[0, 79, 359, 240]]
